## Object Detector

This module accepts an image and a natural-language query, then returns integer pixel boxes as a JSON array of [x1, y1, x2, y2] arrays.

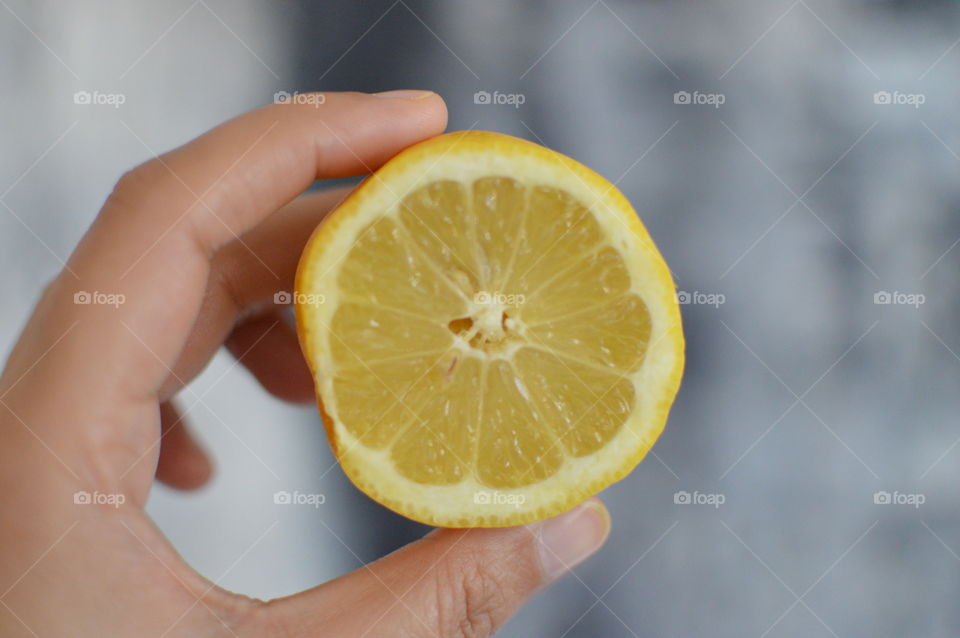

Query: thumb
[[265, 498, 611, 638]]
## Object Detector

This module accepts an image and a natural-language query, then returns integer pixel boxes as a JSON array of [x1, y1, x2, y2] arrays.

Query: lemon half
[[295, 131, 684, 527]]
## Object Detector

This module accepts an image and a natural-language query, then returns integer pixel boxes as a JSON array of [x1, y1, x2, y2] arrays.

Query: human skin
[[0, 91, 610, 637]]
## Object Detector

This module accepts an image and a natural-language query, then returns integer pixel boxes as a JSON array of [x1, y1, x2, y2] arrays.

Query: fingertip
[[157, 448, 213, 491], [420, 91, 448, 134], [369, 89, 448, 138], [156, 401, 215, 490], [533, 497, 611, 582], [178, 451, 214, 490]]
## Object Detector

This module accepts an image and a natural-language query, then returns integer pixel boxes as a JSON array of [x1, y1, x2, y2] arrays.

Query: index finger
[[4, 91, 446, 414]]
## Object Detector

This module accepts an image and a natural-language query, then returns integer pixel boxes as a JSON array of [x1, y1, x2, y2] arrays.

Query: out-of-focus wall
[[5, 2, 960, 637]]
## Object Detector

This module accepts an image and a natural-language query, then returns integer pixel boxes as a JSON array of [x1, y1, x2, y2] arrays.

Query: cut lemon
[[295, 131, 684, 527]]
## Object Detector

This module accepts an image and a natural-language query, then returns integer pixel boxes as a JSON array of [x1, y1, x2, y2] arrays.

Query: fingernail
[[373, 90, 435, 100], [535, 499, 611, 581]]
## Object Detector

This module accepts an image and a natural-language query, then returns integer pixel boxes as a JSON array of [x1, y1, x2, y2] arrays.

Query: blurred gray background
[[3, 1, 960, 636]]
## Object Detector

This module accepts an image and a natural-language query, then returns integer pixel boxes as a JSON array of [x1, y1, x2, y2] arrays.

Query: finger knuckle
[[112, 161, 162, 198], [106, 161, 170, 217], [434, 552, 506, 638], [108, 160, 222, 257]]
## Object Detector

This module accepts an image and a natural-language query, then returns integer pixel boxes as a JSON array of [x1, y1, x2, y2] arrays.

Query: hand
[[0, 90, 610, 637]]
